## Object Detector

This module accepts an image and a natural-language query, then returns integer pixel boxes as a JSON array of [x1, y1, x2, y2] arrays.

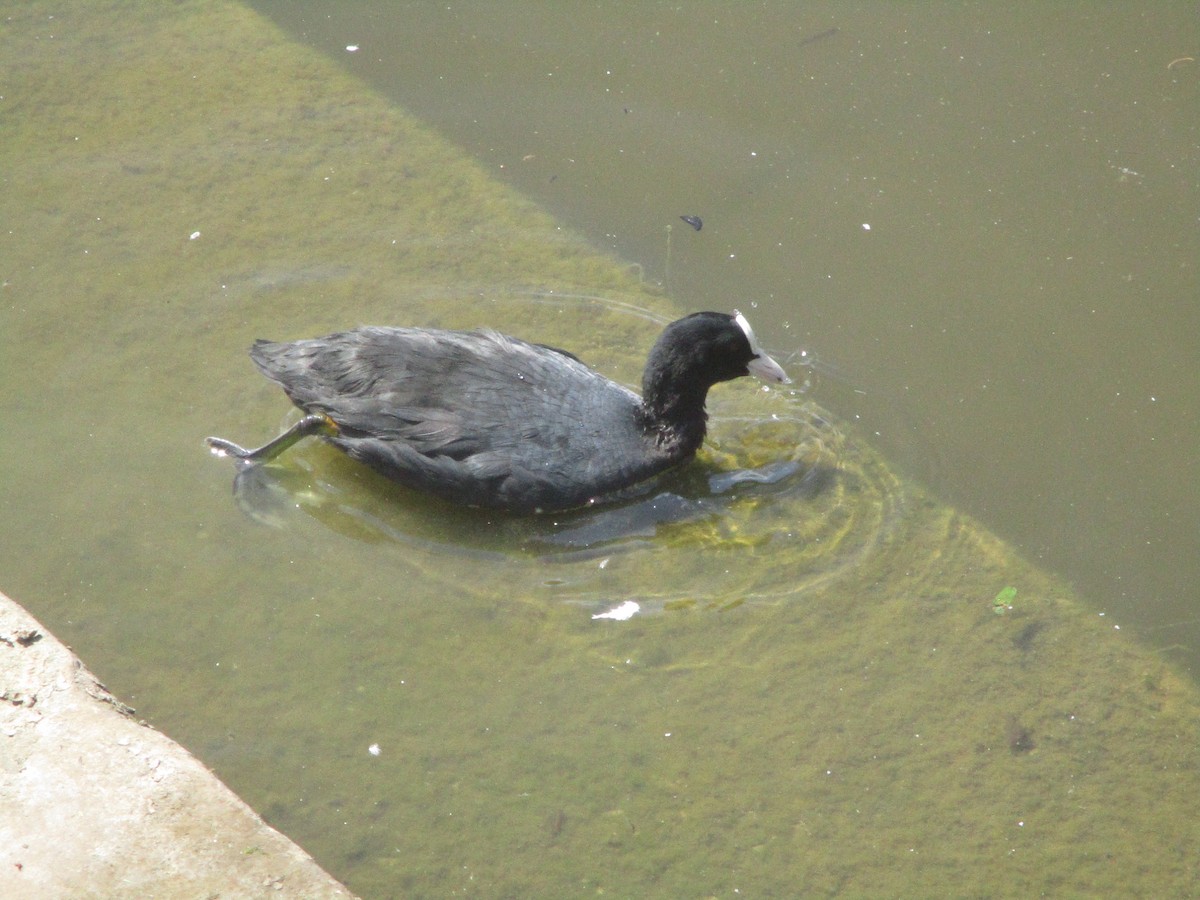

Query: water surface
[[3, 3, 1200, 896], [256, 0, 1200, 672]]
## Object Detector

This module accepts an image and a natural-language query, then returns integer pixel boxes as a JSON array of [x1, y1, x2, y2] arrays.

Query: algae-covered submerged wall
[[2, 1, 1199, 896]]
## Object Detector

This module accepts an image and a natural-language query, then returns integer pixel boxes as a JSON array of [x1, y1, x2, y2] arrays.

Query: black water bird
[[206, 311, 789, 513]]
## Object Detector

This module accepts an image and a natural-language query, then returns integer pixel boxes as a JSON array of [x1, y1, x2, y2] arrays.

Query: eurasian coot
[[206, 310, 789, 512]]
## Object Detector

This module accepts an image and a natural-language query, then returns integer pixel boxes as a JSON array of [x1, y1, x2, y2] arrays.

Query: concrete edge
[[0, 589, 358, 899]]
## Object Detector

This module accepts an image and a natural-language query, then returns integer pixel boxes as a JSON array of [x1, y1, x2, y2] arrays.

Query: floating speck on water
[[592, 600, 639, 620]]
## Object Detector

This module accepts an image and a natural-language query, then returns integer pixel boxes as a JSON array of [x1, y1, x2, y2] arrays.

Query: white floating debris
[[368, 743, 381, 756], [861, 223, 871, 231], [346, 45, 360, 52], [189, 231, 201, 240], [592, 600, 640, 621]]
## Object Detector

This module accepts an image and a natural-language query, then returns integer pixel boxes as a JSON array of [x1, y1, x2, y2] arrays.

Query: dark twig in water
[[797, 27, 839, 49]]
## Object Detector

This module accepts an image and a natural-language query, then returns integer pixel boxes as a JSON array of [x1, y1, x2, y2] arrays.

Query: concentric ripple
[[215, 292, 910, 613]]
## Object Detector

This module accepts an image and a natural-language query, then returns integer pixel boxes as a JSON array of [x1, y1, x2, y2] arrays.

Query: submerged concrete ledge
[[0, 590, 355, 899]]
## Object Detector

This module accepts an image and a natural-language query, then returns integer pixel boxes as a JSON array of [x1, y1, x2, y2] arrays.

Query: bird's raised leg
[[205, 414, 337, 464]]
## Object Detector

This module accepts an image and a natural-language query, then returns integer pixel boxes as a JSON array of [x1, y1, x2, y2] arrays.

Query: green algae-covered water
[[3, 3, 1199, 895]]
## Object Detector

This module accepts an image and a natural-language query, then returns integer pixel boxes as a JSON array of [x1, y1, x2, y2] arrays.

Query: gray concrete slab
[[0, 590, 356, 900]]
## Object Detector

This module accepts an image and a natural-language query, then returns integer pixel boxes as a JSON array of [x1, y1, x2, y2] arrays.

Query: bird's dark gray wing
[[250, 327, 673, 510]]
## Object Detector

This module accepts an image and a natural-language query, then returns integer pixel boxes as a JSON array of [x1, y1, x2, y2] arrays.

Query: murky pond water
[[3, 3, 1200, 896], [253, 1, 1200, 674]]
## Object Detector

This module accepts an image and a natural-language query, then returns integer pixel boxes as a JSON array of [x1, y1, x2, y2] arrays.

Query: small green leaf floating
[[993, 586, 1018, 615]]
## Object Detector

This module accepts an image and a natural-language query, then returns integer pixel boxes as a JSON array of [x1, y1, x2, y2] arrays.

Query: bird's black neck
[[640, 379, 710, 456]]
